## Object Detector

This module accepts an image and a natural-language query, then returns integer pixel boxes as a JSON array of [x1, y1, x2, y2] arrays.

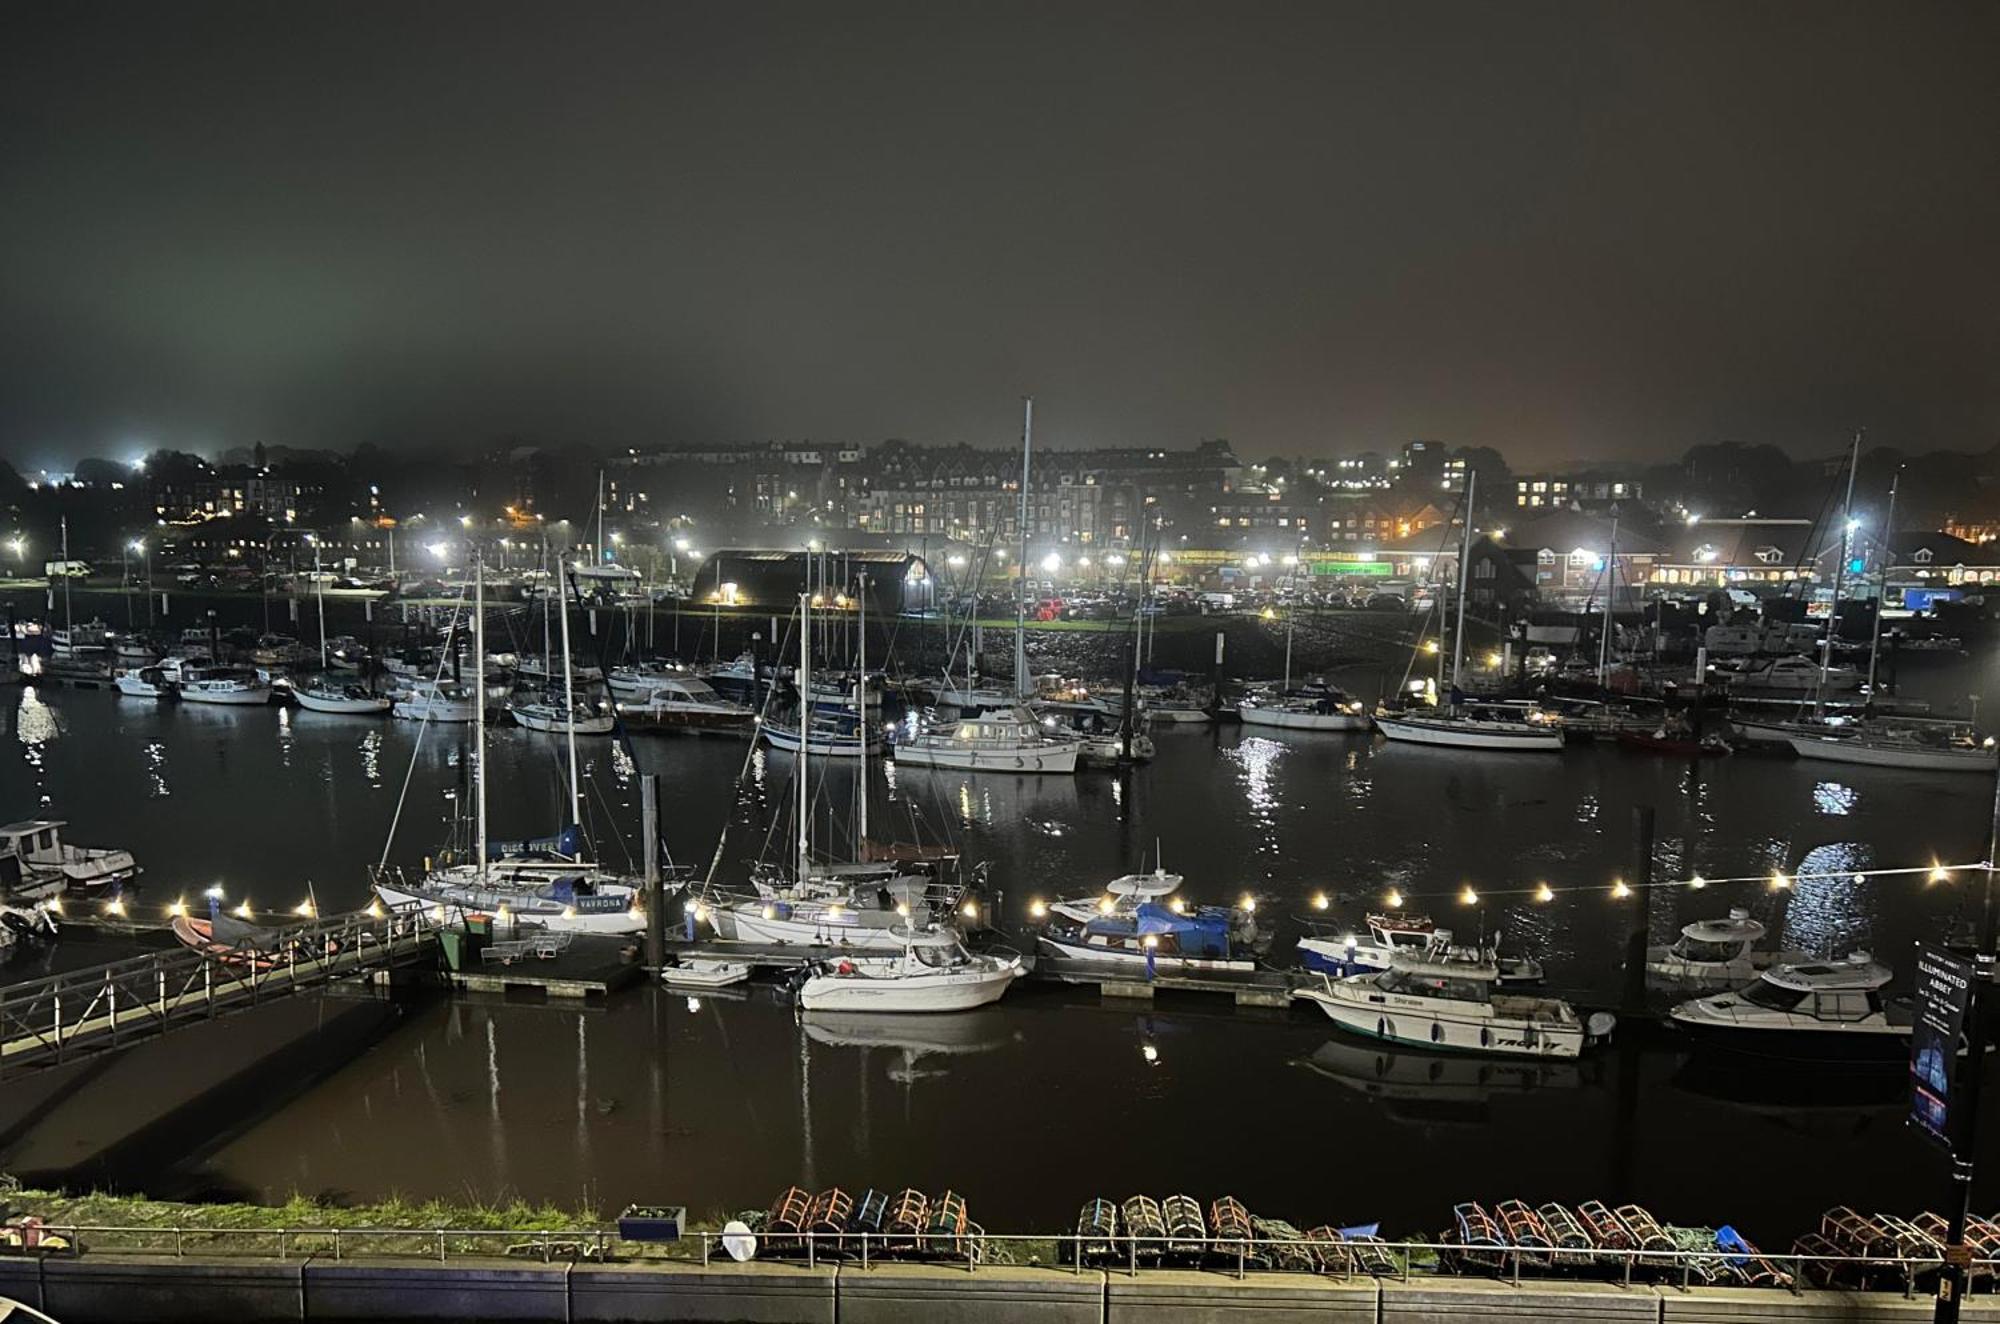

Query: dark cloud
[[2, 1, 1995, 467]]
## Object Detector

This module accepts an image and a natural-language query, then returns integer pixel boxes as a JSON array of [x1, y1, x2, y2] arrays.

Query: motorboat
[[607, 661, 692, 702], [1036, 898, 1258, 973], [617, 676, 756, 732], [700, 651, 773, 705], [1137, 685, 1212, 724], [1373, 702, 1565, 752], [392, 678, 479, 723], [1728, 655, 1864, 693], [0, 819, 140, 897], [1787, 722, 1998, 774], [762, 708, 884, 758], [293, 681, 393, 715], [796, 929, 1021, 1012], [1645, 909, 1801, 988], [1239, 685, 1370, 732], [372, 860, 643, 935], [705, 864, 943, 950], [1668, 953, 1912, 1059], [326, 636, 369, 671], [514, 654, 605, 686], [174, 664, 273, 706], [113, 636, 161, 663], [891, 706, 1080, 773], [1294, 943, 1608, 1060], [1615, 727, 1732, 757], [1297, 914, 1544, 985], [250, 633, 313, 667], [112, 666, 173, 699], [49, 621, 111, 656], [661, 958, 753, 989], [1034, 699, 1155, 766], [1047, 868, 1185, 924], [509, 698, 616, 734]]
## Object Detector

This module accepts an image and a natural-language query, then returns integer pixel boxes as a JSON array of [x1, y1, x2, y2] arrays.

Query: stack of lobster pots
[[1069, 1193, 1394, 1274], [1441, 1199, 1790, 1287], [1795, 1206, 2000, 1292], [762, 1185, 983, 1263]]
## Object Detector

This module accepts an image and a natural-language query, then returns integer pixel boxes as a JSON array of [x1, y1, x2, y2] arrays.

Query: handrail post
[[334, 1228, 342, 1261], [1236, 1242, 1245, 1281], [807, 1231, 815, 1269], [175, 1227, 184, 1258], [861, 1233, 868, 1271], [438, 1230, 446, 1264], [701, 1233, 710, 1268]]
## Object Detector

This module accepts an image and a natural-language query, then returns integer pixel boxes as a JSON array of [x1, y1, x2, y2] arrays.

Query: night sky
[[2, 1, 1995, 467]]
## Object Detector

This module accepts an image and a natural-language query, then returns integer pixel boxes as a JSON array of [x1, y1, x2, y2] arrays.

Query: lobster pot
[[1346, 1235, 1397, 1278], [1163, 1194, 1206, 1258], [1918, 1213, 1998, 1282], [1536, 1204, 1596, 1268], [850, 1189, 890, 1241], [1252, 1216, 1315, 1272], [1494, 1200, 1553, 1266], [1875, 1213, 1940, 1261], [1821, 1206, 1893, 1260], [1209, 1197, 1253, 1252], [767, 1186, 812, 1250], [885, 1189, 929, 1251], [1576, 1200, 1635, 1253], [1614, 1205, 1675, 1261], [806, 1188, 854, 1255], [1789, 1232, 1849, 1289], [925, 1190, 968, 1249], [1075, 1198, 1122, 1261], [1122, 1196, 1166, 1261], [1304, 1227, 1353, 1275]]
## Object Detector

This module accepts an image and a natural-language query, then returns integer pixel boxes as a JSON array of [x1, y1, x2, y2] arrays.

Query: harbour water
[[4, 670, 2000, 1239]]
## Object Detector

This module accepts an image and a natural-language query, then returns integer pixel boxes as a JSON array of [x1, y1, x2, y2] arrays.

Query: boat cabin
[[1735, 956, 1892, 1022], [1665, 909, 1765, 964]]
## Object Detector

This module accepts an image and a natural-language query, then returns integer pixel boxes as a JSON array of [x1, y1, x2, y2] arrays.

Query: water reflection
[[1812, 780, 1857, 816]]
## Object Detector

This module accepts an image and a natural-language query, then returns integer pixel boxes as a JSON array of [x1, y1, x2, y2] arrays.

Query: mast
[[558, 554, 582, 826], [797, 592, 811, 884], [1866, 468, 1901, 699], [59, 516, 71, 634], [314, 539, 328, 668], [1282, 614, 1293, 691], [1014, 397, 1033, 702], [1596, 514, 1619, 687], [1450, 470, 1475, 694], [474, 558, 488, 878], [856, 573, 868, 847], [1815, 431, 1863, 718]]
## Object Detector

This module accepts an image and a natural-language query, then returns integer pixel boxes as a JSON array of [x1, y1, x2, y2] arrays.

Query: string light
[[960, 901, 979, 920], [1535, 882, 1554, 903], [234, 900, 254, 919], [1097, 896, 1115, 915], [1349, 861, 1978, 907], [1769, 871, 1791, 891], [103, 898, 126, 917], [167, 898, 187, 918], [1459, 885, 1478, 906], [1385, 889, 1403, 909], [1610, 879, 1631, 900], [1239, 895, 1257, 913], [1689, 875, 1707, 889], [1931, 864, 1952, 884], [1168, 896, 1186, 914], [1028, 899, 1048, 919], [1311, 893, 1329, 911]]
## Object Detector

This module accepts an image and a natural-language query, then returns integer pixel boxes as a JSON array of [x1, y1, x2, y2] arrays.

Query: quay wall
[[8, 1254, 2000, 1324]]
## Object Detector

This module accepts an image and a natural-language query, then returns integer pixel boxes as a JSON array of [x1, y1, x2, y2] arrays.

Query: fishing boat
[[1615, 727, 1732, 757], [1297, 915, 1544, 985], [112, 666, 173, 698], [49, 621, 111, 656], [293, 681, 392, 715], [173, 664, 272, 706], [1668, 953, 1911, 1059], [661, 958, 752, 989], [1786, 723, 1998, 774], [510, 698, 616, 734], [1036, 898, 1259, 973], [616, 675, 755, 732], [892, 706, 1080, 773], [1294, 940, 1608, 1059], [0, 819, 139, 896], [1646, 909, 1801, 988], [391, 678, 479, 722], [796, 929, 1021, 1012], [763, 707, 884, 758]]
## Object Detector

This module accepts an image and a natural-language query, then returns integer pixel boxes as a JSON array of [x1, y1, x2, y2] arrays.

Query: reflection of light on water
[[358, 732, 381, 787], [1779, 841, 1873, 958], [609, 744, 635, 785], [1224, 737, 1282, 854], [957, 782, 974, 826], [1811, 781, 1856, 816], [144, 740, 171, 798], [15, 687, 57, 799], [1111, 778, 1123, 808], [1574, 794, 1598, 825], [276, 706, 293, 768]]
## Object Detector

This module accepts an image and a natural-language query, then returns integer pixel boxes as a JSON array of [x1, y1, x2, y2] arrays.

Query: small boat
[[1294, 940, 1610, 1059], [509, 698, 616, 734], [607, 661, 692, 702], [391, 679, 478, 723], [706, 865, 942, 950], [1668, 953, 1912, 1060], [1787, 723, 1998, 774], [325, 636, 369, 670], [1297, 914, 1544, 985], [1728, 655, 1864, 693], [662, 958, 752, 989], [372, 861, 643, 935], [1646, 909, 1802, 988], [1373, 702, 1565, 752], [797, 929, 1020, 1012], [50, 622, 112, 656], [1239, 686, 1371, 732], [112, 666, 173, 699], [1037, 898, 1258, 973], [250, 633, 313, 667], [170, 912, 340, 968], [174, 664, 272, 706], [0, 819, 139, 896], [293, 681, 392, 715], [113, 637, 160, 663], [891, 706, 1080, 773], [1616, 728, 1732, 757], [1048, 868, 1185, 924], [762, 709, 885, 758]]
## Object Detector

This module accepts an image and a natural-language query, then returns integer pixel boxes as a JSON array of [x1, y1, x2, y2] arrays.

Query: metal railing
[[0, 905, 436, 1075], [16, 1223, 1998, 1296]]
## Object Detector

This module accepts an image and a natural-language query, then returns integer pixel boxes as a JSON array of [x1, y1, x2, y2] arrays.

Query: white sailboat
[[174, 663, 273, 706], [392, 678, 478, 722], [1239, 613, 1369, 731], [295, 683, 392, 715], [511, 698, 615, 734]]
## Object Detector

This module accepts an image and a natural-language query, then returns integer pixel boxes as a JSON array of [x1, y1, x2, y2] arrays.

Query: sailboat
[[1374, 472, 1564, 753], [511, 549, 616, 734], [370, 560, 642, 934], [1239, 614, 1368, 731], [294, 539, 391, 714]]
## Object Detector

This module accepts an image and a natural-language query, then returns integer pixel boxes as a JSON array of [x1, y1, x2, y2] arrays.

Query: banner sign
[[1911, 943, 1975, 1151]]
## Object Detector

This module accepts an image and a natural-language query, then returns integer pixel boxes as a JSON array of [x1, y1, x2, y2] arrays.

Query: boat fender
[[1586, 1011, 1617, 1041]]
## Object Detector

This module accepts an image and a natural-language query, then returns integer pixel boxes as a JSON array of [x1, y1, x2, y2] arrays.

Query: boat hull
[[180, 683, 273, 706], [1668, 1015, 1910, 1062], [372, 882, 641, 934], [1239, 707, 1369, 732], [1787, 734, 1996, 773], [295, 691, 392, 715], [799, 966, 1017, 1012], [893, 743, 1079, 773], [1295, 985, 1584, 1059], [712, 906, 916, 950], [511, 708, 616, 734], [1036, 932, 1254, 974], [1373, 715, 1563, 751], [392, 698, 477, 722], [762, 730, 884, 758]]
